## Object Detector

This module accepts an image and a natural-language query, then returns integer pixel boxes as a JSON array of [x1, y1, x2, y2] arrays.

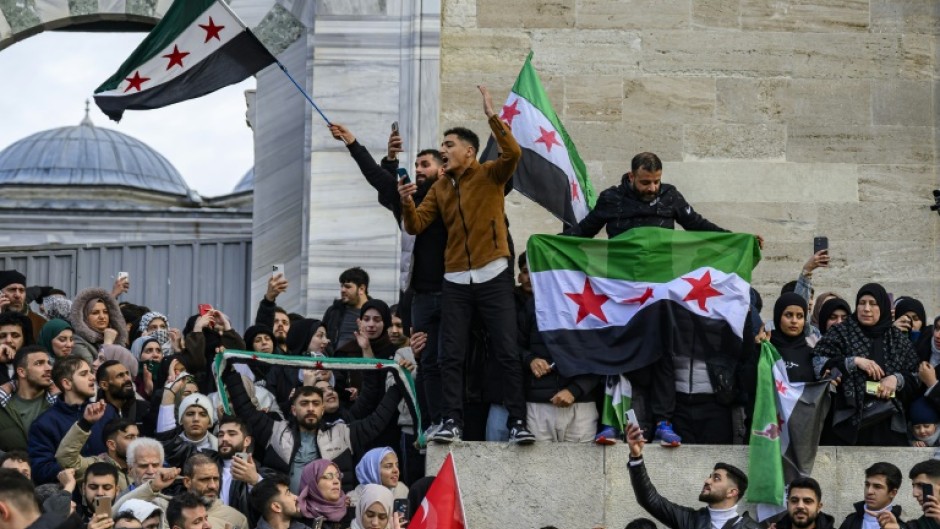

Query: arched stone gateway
[[0, 0, 441, 317]]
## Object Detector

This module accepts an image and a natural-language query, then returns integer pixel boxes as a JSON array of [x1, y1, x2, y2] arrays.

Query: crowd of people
[[0, 85, 937, 529]]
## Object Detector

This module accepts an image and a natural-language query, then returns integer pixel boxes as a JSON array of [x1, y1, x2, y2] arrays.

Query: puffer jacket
[[566, 178, 726, 239], [28, 397, 108, 484], [629, 459, 760, 529]]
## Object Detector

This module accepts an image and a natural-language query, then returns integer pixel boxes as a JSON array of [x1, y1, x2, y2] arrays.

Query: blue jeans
[[412, 291, 443, 425], [486, 404, 509, 441]]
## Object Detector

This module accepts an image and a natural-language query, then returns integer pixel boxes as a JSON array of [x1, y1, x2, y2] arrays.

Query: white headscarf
[[350, 484, 394, 529]]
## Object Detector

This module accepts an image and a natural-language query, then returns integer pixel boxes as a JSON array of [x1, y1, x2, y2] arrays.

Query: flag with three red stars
[[480, 52, 596, 226], [526, 227, 761, 376], [93, 0, 275, 122]]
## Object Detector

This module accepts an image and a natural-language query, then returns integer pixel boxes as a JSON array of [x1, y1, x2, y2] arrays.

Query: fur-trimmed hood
[[69, 287, 128, 346]]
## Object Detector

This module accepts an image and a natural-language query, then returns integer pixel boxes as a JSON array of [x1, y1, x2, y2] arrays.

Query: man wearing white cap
[[118, 499, 163, 529], [155, 378, 217, 468]]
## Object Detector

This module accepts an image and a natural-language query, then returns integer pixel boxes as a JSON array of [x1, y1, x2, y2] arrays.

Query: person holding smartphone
[[909, 460, 940, 529]]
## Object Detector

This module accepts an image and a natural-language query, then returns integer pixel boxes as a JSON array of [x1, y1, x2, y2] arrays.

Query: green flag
[[747, 341, 785, 505]]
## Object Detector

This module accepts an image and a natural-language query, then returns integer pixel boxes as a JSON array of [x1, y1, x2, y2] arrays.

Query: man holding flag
[[625, 423, 760, 529]]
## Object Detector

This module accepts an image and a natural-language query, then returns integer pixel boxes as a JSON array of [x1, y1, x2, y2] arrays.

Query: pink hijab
[[298, 459, 348, 521]]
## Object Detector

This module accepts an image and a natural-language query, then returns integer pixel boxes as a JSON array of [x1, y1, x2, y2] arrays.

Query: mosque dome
[[0, 107, 193, 197]]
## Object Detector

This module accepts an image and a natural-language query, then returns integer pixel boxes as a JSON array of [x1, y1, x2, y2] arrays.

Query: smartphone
[[924, 483, 934, 499], [117, 271, 129, 282], [198, 304, 216, 328], [311, 518, 325, 529], [625, 409, 638, 429], [391, 121, 399, 134], [393, 498, 409, 525], [397, 167, 411, 185], [95, 496, 112, 515], [813, 236, 828, 255], [234, 452, 249, 461], [271, 264, 284, 277]]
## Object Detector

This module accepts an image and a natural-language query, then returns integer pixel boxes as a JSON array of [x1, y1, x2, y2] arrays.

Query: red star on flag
[[163, 45, 190, 70], [681, 270, 722, 311], [123, 71, 150, 93], [500, 99, 521, 125], [534, 126, 562, 153], [565, 278, 610, 324], [199, 17, 225, 42], [571, 180, 580, 201], [624, 287, 654, 306], [775, 379, 788, 395]]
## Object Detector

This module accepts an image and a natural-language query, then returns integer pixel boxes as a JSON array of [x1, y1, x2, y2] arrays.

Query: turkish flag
[[410, 453, 466, 529]]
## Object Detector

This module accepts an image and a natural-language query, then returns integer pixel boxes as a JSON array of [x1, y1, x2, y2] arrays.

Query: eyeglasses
[[319, 472, 343, 481]]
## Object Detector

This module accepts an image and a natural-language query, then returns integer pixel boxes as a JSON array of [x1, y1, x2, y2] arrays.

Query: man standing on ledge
[[400, 85, 534, 445], [625, 423, 760, 529]]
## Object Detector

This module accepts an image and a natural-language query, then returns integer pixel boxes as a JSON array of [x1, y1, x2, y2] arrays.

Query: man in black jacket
[[908, 459, 940, 529], [762, 477, 835, 529], [625, 423, 759, 529], [320, 268, 370, 351], [329, 122, 448, 437], [838, 462, 904, 529]]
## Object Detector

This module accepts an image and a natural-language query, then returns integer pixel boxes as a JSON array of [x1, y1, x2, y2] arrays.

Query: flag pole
[[216, 0, 334, 126]]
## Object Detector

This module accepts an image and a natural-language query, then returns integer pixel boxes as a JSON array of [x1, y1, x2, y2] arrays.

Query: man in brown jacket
[[400, 85, 534, 444]]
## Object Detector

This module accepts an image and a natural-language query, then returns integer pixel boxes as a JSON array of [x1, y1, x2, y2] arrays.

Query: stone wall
[[427, 443, 937, 529], [440, 0, 940, 317]]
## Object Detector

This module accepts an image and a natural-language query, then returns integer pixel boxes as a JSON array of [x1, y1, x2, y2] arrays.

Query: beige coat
[[55, 422, 131, 493]]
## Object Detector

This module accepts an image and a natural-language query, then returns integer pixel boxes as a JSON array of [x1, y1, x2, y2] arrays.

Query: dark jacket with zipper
[[402, 114, 520, 273], [838, 502, 904, 529], [346, 140, 447, 293], [566, 177, 726, 239], [761, 509, 837, 529], [629, 459, 761, 529]]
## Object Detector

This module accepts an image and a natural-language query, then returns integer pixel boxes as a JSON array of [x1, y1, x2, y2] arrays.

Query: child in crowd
[[908, 397, 940, 447]]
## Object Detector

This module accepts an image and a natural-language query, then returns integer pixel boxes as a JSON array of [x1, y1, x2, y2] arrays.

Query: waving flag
[[527, 227, 760, 376], [481, 52, 596, 226], [94, 0, 275, 122], [411, 453, 466, 529]]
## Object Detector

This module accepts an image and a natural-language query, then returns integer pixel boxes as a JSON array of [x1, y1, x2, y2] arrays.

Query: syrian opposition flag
[[748, 341, 831, 513], [527, 227, 760, 376], [480, 52, 596, 226], [411, 453, 466, 529], [94, 0, 275, 122], [600, 374, 633, 434]]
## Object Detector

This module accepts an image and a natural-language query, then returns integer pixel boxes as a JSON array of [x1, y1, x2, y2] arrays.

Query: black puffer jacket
[[565, 176, 726, 239], [629, 460, 761, 529]]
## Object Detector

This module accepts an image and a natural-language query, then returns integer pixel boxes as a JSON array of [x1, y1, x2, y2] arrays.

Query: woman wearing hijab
[[297, 459, 351, 529], [38, 318, 89, 365], [770, 293, 816, 382], [69, 287, 128, 361], [809, 291, 841, 339], [893, 296, 928, 346], [813, 283, 920, 446], [181, 308, 240, 394], [348, 447, 408, 508], [916, 316, 940, 406], [351, 484, 400, 529], [816, 298, 851, 336]]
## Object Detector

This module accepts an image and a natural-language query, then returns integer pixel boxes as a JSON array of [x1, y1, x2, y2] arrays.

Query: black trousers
[[628, 355, 676, 424], [412, 291, 443, 425], [440, 267, 526, 427], [673, 393, 733, 444]]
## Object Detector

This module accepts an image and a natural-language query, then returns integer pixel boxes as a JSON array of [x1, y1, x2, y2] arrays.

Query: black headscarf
[[243, 325, 276, 352], [894, 297, 926, 327], [770, 293, 808, 347], [853, 283, 893, 339], [285, 319, 323, 356], [818, 298, 851, 334], [770, 293, 815, 382], [360, 299, 391, 334]]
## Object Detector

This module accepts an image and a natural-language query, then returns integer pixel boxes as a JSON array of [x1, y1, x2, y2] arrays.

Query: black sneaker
[[430, 419, 462, 444], [508, 425, 536, 445]]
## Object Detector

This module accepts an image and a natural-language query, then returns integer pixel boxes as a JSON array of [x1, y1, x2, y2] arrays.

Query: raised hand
[[478, 84, 495, 118], [83, 400, 107, 423], [265, 274, 288, 302]]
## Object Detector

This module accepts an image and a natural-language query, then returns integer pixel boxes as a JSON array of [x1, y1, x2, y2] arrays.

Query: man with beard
[[217, 416, 265, 520], [762, 478, 834, 529], [249, 474, 310, 529], [0, 311, 32, 385], [223, 366, 404, 494], [254, 275, 291, 355], [906, 459, 940, 529], [0, 270, 45, 342], [56, 408, 138, 493], [28, 357, 102, 484], [124, 438, 165, 489], [79, 462, 119, 526], [625, 423, 760, 529], [0, 345, 56, 452], [97, 360, 152, 436], [838, 463, 904, 529]]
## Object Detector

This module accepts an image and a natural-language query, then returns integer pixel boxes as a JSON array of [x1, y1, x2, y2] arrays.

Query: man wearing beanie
[[0, 269, 46, 342], [156, 376, 218, 468]]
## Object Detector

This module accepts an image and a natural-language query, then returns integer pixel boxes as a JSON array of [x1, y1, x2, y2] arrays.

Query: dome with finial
[[0, 102, 193, 197]]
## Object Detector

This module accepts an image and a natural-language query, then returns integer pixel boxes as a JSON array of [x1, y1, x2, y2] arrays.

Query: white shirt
[[708, 505, 739, 529], [221, 460, 233, 505], [444, 257, 508, 285]]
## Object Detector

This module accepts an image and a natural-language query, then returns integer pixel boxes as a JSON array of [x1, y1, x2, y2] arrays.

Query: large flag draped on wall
[[94, 0, 275, 122], [527, 227, 761, 377], [480, 52, 596, 226], [748, 341, 831, 511]]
